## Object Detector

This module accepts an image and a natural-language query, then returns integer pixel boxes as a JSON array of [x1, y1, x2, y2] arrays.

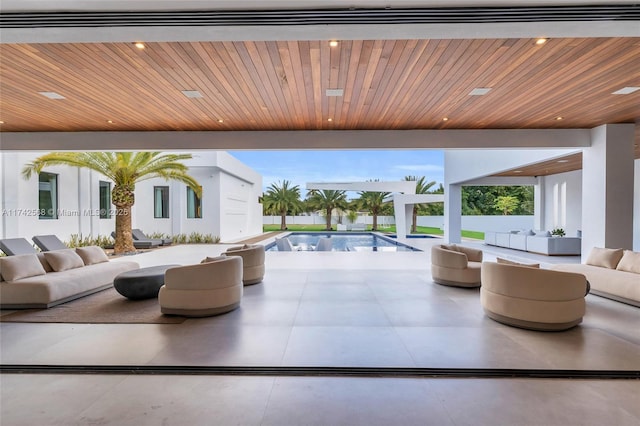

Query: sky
[[229, 150, 444, 197]]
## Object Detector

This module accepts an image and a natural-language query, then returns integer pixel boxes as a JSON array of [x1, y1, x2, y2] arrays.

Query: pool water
[[266, 232, 422, 252]]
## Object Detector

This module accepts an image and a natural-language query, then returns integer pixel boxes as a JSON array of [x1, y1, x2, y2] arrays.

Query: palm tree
[[306, 189, 348, 231], [404, 176, 437, 233], [22, 152, 200, 254], [356, 190, 390, 231], [262, 180, 303, 230]]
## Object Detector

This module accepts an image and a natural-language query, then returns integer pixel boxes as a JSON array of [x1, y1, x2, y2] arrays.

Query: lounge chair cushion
[[201, 255, 227, 263], [616, 250, 640, 274], [496, 257, 540, 268], [0, 254, 47, 281], [585, 247, 624, 269], [32, 235, 68, 252], [0, 238, 37, 256], [44, 249, 85, 272], [75, 246, 109, 265]]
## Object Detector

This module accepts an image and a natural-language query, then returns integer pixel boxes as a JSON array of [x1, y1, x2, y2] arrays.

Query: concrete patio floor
[[1, 237, 639, 425]]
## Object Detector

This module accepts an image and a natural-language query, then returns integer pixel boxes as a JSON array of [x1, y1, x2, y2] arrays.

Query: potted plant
[[551, 228, 566, 237]]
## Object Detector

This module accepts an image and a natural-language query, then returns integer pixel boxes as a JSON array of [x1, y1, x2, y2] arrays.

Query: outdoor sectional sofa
[[484, 230, 581, 255], [0, 246, 139, 309], [552, 247, 640, 307]]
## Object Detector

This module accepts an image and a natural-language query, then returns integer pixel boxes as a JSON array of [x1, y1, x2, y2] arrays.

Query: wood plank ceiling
[[1, 37, 639, 171]]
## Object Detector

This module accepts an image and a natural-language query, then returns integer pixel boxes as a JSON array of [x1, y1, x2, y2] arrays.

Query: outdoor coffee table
[[113, 264, 180, 300]]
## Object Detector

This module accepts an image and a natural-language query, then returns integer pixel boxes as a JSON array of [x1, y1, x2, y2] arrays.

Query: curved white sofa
[[552, 247, 640, 307], [0, 247, 139, 309]]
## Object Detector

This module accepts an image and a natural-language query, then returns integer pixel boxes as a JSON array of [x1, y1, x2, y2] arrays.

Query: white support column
[[444, 183, 462, 243], [582, 123, 635, 259], [394, 198, 408, 239], [534, 176, 545, 231]]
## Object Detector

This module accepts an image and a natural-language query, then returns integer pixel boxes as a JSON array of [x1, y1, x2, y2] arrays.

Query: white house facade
[[0, 151, 263, 244]]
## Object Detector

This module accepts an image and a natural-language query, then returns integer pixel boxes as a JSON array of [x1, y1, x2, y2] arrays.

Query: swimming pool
[[266, 232, 422, 252]]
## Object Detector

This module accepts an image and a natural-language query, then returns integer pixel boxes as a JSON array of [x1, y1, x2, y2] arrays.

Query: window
[[187, 186, 202, 219], [154, 186, 170, 218], [38, 172, 58, 219], [99, 181, 111, 219]]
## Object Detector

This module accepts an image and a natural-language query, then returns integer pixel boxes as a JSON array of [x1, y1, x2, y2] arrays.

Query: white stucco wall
[[541, 169, 583, 237], [0, 151, 262, 244]]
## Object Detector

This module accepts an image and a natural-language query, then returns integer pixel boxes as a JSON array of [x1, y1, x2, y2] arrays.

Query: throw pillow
[[519, 230, 535, 236], [615, 250, 640, 274], [200, 254, 226, 264], [535, 230, 551, 237], [585, 247, 624, 269], [43, 249, 85, 272], [36, 252, 54, 272], [496, 257, 540, 268], [0, 254, 47, 281], [225, 245, 245, 253], [75, 246, 109, 265]]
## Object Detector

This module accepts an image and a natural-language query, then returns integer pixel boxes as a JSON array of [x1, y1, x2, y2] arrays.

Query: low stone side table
[[114, 264, 180, 300]]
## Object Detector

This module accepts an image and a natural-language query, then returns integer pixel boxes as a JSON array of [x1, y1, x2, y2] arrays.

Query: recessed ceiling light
[[513, 170, 523, 173], [106, 120, 114, 124], [0, 121, 4, 124], [327, 118, 333, 122], [535, 38, 548, 45], [326, 89, 344, 97], [217, 119, 224, 123], [555, 116, 563, 121], [134, 42, 145, 49], [39, 91, 65, 99], [557, 159, 569, 163], [181, 90, 203, 98], [469, 88, 491, 96], [329, 40, 339, 47], [612, 87, 640, 95], [442, 117, 449, 121]]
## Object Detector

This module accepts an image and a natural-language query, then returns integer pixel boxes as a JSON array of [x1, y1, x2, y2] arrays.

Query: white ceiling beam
[[0, 129, 591, 151]]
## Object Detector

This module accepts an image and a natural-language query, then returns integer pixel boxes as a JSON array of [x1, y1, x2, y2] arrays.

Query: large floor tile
[[148, 324, 292, 366], [262, 377, 454, 426], [0, 323, 92, 364], [293, 300, 391, 326], [497, 326, 640, 371], [26, 324, 174, 365], [432, 378, 640, 426], [395, 326, 553, 369], [282, 326, 415, 367]]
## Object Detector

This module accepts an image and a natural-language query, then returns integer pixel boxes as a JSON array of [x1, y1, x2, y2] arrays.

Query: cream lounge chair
[[224, 244, 265, 285], [159, 256, 243, 317], [431, 244, 483, 288], [481, 261, 588, 331]]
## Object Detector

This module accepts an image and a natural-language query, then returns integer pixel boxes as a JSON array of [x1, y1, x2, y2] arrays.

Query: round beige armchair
[[224, 244, 265, 285], [159, 256, 243, 317], [431, 244, 483, 288], [481, 261, 588, 331]]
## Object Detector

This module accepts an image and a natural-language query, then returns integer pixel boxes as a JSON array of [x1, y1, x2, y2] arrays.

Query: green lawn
[[263, 224, 485, 240]]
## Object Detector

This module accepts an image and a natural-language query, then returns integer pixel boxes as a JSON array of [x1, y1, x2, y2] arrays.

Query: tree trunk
[[280, 211, 287, 230], [112, 183, 136, 255], [113, 205, 136, 254], [325, 207, 332, 230], [372, 213, 378, 231]]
